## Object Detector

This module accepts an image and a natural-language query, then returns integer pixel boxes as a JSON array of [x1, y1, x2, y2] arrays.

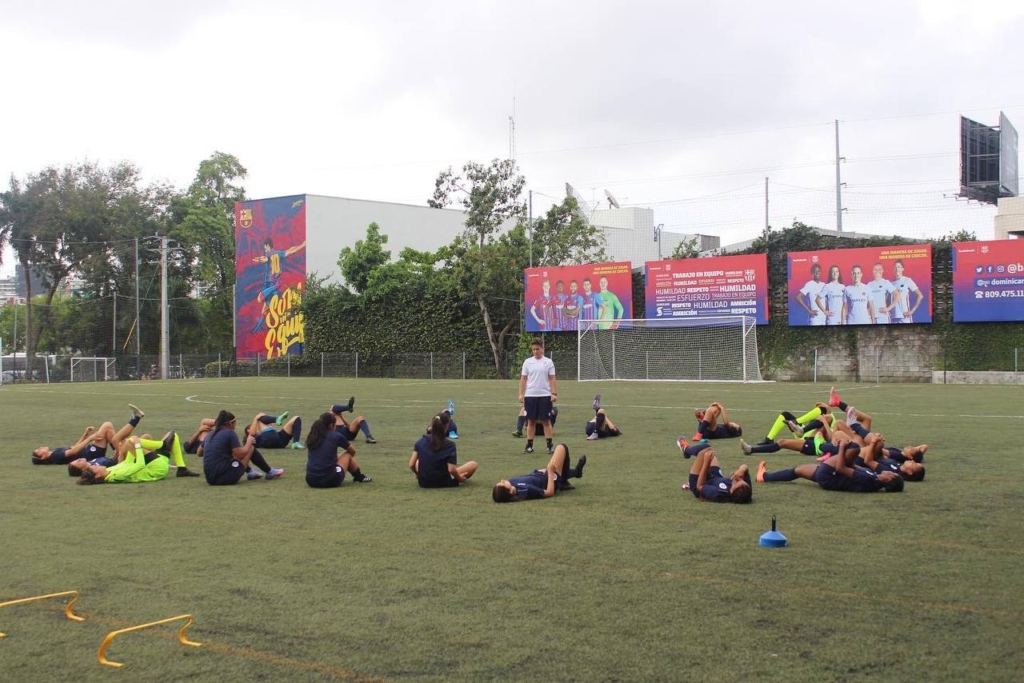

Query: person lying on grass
[[329, 397, 377, 444], [32, 405, 145, 465], [691, 401, 742, 441], [491, 444, 585, 503], [678, 438, 752, 504], [410, 414, 477, 488], [77, 434, 178, 484], [585, 408, 622, 441], [245, 410, 305, 450], [756, 440, 904, 493], [68, 429, 199, 478]]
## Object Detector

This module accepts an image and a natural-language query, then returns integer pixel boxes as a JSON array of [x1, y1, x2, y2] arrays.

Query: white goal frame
[[577, 316, 765, 382], [70, 357, 117, 382]]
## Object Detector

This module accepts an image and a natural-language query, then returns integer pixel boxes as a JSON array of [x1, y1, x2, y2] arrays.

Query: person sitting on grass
[[756, 440, 904, 493], [492, 444, 586, 503], [202, 410, 284, 485], [32, 405, 145, 465], [329, 397, 377, 444], [678, 438, 752, 504], [304, 413, 372, 489], [691, 401, 743, 441], [77, 434, 179, 485], [410, 415, 478, 488], [585, 408, 622, 441], [68, 429, 199, 478], [513, 405, 558, 438], [246, 410, 304, 450]]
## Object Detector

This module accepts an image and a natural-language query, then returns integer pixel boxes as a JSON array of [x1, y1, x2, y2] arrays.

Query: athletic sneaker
[[677, 436, 689, 455], [846, 405, 857, 424], [691, 432, 703, 442], [354, 474, 373, 483], [345, 396, 355, 413], [785, 419, 803, 435], [290, 441, 305, 450], [365, 437, 377, 444], [587, 432, 599, 441], [574, 454, 587, 477], [448, 431, 459, 440], [593, 394, 602, 412], [512, 430, 523, 438], [694, 408, 705, 421], [828, 386, 841, 408], [756, 461, 767, 483], [524, 445, 534, 454], [128, 404, 145, 419], [176, 467, 200, 478], [247, 470, 263, 480], [546, 444, 555, 455], [740, 440, 753, 455], [265, 468, 285, 480], [276, 411, 290, 426], [447, 399, 455, 416]]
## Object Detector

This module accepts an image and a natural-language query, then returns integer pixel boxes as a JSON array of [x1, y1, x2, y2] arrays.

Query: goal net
[[577, 317, 764, 382], [70, 357, 117, 382]]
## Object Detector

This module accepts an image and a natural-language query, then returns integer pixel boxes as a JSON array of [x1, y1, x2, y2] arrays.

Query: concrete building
[[994, 196, 1024, 240]]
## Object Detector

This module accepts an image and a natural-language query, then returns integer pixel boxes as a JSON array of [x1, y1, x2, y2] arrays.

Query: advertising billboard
[[644, 254, 769, 324], [787, 245, 932, 326], [524, 262, 633, 333], [235, 195, 308, 359], [952, 240, 1024, 322]]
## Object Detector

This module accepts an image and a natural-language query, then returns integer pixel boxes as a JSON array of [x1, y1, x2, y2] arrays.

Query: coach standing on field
[[518, 338, 557, 455]]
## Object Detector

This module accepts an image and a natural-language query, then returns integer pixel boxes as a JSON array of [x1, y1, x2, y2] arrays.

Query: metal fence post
[[430, 352, 434, 380], [180, 353, 184, 379], [257, 354, 261, 376], [463, 352, 466, 380], [218, 353, 221, 378], [876, 346, 881, 384], [355, 352, 359, 378], [321, 352, 325, 378], [943, 349, 947, 385], [287, 353, 291, 377], [813, 348, 818, 384]]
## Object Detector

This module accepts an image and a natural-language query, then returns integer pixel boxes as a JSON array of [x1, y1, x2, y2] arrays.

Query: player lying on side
[[691, 401, 743, 441], [492, 444, 586, 503], [410, 414, 477, 488], [756, 441, 904, 493], [679, 439, 752, 504]]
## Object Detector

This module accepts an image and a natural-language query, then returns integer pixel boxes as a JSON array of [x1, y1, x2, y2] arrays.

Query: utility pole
[[528, 190, 533, 268], [764, 177, 770, 237], [835, 119, 844, 233], [160, 236, 169, 380], [134, 237, 140, 378]]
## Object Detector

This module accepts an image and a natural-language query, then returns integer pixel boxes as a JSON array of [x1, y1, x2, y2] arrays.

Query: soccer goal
[[70, 357, 117, 382], [577, 317, 765, 382]]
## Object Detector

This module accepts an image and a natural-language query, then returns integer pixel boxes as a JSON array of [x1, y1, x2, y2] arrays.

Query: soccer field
[[1, 378, 1022, 682]]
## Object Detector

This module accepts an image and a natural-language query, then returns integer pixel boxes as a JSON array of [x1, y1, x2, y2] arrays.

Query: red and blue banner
[[952, 240, 1024, 322], [787, 245, 932, 327], [644, 254, 769, 324], [524, 262, 633, 332], [235, 195, 307, 359]]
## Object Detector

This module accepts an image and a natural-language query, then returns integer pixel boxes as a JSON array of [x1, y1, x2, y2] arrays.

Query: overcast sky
[[3, 0, 1023, 275]]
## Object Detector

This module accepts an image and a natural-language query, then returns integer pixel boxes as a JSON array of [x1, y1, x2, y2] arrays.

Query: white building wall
[[304, 195, 470, 282], [994, 196, 1024, 240]]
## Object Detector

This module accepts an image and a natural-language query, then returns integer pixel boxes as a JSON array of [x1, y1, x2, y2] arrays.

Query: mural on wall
[[234, 195, 307, 359]]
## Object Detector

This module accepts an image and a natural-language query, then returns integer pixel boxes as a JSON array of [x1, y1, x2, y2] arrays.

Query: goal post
[[70, 357, 117, 382], [577, 316, 765, 382]]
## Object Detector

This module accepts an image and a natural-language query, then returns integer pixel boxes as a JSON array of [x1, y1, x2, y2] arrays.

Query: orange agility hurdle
[[97, 614, 202, 668], [0, 590, 85, 637]]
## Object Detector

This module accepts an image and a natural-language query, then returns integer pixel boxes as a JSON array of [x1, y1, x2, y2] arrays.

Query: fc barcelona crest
[[239, 208, 253, 229]]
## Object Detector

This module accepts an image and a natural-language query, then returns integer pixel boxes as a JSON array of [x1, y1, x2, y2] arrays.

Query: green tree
[[670, 236, 701, 259], [338, 222, 391, 293], [428, 159, 527, 378], [530, 196, 608, 266]]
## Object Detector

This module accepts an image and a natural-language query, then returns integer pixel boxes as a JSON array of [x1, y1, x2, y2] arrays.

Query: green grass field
[[1, 378, 1023, 682]]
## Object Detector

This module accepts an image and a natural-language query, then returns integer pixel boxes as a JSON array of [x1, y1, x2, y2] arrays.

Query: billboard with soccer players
[[644, 254, 769, 324], [235, 195, 308, 359], [952, 240, 1024, 322], [787, 245, 932, 327], [523, 262, 633, 332]]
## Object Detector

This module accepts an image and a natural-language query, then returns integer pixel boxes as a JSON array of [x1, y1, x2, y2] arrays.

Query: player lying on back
[[329, 397, 378, 444], [756, 440, 904, 493], [740, 410, 836, 458], [245, 410, 305, 450], [32, 405, 145, 465], [691, 401, 743, 441], [586, 406, 622, 440], [492, 444, 586, 503], [678, 438, 752, 504]]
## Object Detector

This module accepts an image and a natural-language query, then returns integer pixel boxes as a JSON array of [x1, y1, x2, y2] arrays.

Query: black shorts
[[255, 430, 290, 449], [205, 460, 246, 486], [417, 474, 459, 489], [524, 396, 553, 421], [306, 468, 344, 489]]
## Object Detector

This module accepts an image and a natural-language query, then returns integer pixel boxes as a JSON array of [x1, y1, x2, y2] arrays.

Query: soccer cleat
[[176, 467, 200, 478], [512, 430, 523, 438], [546, 444, 555, 455], [265, 467, 285, 480], [574, 454, 587, 478], [691, 432, 703, 442], [524, 445, 534, 454], [247, 470, 263, 480], [828, 386, 841, 407], [448, 431, 459, 440], [785, 419, 803, 435], [677, 436, 690, 457], [756, 461, 767, 483], [587, 432, 599, 441], [345, 396, 355, 413], [693, 408, 705, 421], [275, 411, 290, 426], [740, 440, 753, 455], [846, 405, 857, 424], [354, 474, 373, 483], [365, 437, 377, 444], [290, 441, 305, 450], [447, 398, 455, 416], [593, 393, 602, 412], [159, 432, 176, 456], [559, 482, 576, 491], [128, 404, 145, 419]]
